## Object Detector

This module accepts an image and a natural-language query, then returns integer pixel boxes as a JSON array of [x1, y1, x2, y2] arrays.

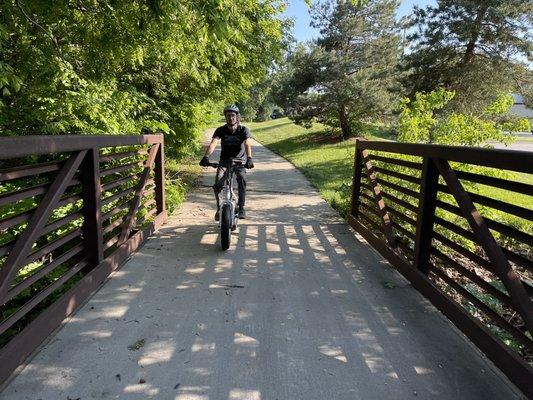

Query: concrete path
[[1, 134, 523, 400], [492, 140, 533, 152]]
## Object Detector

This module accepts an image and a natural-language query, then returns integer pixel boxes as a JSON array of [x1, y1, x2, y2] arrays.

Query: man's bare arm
[[204, 138, 219, 157], [245, 138, 253, 158]]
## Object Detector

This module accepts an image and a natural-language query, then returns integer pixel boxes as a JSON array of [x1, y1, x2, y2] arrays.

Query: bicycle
[[207, 158, 242, 250]]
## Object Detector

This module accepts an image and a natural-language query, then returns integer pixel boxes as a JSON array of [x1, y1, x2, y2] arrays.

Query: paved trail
[[1, 133, 522, 399]]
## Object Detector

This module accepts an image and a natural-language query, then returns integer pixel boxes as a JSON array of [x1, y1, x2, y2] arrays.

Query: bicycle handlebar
[[205, 159, 243, 168]]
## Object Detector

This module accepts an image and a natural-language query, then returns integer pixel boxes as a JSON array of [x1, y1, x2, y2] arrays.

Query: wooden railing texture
[[0, 134, 167, 385], [349, 139, 533, 397]]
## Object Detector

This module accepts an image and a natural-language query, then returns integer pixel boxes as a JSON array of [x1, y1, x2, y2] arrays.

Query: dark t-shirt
[[212, 124, 252, 163]]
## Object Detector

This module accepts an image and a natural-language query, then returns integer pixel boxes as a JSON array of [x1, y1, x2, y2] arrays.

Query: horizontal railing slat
[[3, 245, 85, 304], [356, 140, 533, 174], [380, 189, 418, 213], [140, 198, 156, 211], [358, 210, 384, 233], [454, 170, 533, 197], [0, 135, 163, 159], [436, 200, 533, 247], [428, 265, 533, 352], [435, 216, 533, 273], [141, 207, 157, 221], [57, 193, 83, 208], [103, 233, 121, 251], [0, 160, 62, 182], [101, 173, 138, 192], [373, 166, 421, 185], [392, 221, 416, 240], [102, 201, 131, 222], [432, 231, 493, 271], [367, 154, 423, 170], [102, 216, 126, 236], [40, 212, 83, 238], [99, 149, 147, 163], [359, 200, 381, 218], [387, 206, 417, 228], [437, 185, 533, 222], [0, 178, 81, 208], [503, 250, 533, 274], [100, 161, 143, 178], [431, 248, 514, 309], [368, 176, 419, 199], [101, 187, 136, 206], [0, 191, 82, 232], [0, 211, 82, 258], [0, 209, 33, 231], [24, 229, 82, 266], [0, 260, 88, 335]]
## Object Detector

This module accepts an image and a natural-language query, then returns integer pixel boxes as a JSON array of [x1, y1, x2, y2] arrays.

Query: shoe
[[237, 207, 246, 219], [215, 211, 220, 221]]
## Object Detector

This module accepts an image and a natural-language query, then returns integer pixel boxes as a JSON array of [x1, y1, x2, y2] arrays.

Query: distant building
[[510, 94, 533, 121]]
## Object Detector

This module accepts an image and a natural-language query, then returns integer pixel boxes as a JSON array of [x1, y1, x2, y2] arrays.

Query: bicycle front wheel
[[220, 203, 232, 250]]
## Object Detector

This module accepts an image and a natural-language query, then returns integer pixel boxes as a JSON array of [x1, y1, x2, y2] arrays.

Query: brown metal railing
[[350, 139, 533, 397], [0, 134, 167, 385]]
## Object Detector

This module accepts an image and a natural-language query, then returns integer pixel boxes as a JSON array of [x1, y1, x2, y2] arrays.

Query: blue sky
[[284, 0, 436, 42]]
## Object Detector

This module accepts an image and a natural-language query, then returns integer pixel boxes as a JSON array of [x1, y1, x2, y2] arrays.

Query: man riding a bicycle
[[200, 104, 254, 221]]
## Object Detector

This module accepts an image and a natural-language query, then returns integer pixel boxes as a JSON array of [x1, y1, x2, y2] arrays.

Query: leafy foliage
[[398, 89, 530, 145], [0, 0, 289, 157], [236, 78, 277, 122]]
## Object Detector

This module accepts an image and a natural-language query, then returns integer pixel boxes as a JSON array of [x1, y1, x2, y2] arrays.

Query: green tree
[[277, 0, 402, 140], [403, 0, 533, 114], [0, 0, 288, 156], [270, 43, 318, 115], [237, 78, 276, 122], [398, 89, 531, 145]]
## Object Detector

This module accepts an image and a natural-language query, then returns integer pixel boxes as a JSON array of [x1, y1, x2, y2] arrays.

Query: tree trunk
[[339, 104, 351, 141], [462, 5, 488, 65]]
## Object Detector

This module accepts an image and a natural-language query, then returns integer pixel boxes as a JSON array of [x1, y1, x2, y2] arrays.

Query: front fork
[[218, 186, 236, 228]]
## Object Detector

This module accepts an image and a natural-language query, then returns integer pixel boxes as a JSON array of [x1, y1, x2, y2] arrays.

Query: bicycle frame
[[218, 166, 238, 228], [208, 159, 242, 230]]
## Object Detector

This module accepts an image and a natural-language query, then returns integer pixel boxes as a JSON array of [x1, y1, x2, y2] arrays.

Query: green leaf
[[381, 281, 396, 289]]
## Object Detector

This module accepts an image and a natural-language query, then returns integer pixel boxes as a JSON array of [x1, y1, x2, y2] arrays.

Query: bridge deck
[[1, 135, 521, 399]]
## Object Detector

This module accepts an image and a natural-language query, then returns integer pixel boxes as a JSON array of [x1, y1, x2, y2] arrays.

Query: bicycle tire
[[220, 204, 232, 250]]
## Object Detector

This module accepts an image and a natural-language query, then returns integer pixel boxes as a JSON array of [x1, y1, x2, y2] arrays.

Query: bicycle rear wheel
[[220, 204, 232, 250]]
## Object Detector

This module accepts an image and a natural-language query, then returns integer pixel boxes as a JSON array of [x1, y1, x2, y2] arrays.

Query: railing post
[[80, 148, 104, 266], [413, 157, 439, 274], [351, 143, 363, 218], [154, 137, 166, 215]]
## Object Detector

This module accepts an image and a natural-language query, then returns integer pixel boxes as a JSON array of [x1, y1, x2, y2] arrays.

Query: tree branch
[[14, 0, 60, 51]]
